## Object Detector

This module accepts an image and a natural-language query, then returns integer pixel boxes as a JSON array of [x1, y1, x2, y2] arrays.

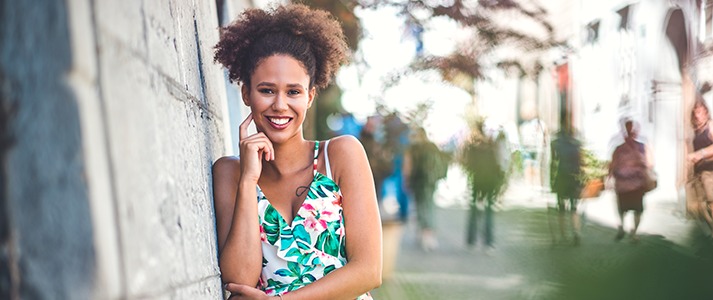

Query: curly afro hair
[[214, 4, 349, 90]]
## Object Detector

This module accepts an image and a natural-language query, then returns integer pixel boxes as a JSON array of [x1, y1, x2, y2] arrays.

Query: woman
[[609, 118, 653, 242], [550, 128, 583, 245], [687, 98, 713, 236], [212, 4, 382, 299]]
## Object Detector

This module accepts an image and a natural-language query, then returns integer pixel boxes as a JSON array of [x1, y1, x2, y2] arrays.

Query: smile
[[267, 117, 293, 127]]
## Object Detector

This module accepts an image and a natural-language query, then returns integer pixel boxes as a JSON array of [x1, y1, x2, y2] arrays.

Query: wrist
[[238, 178, 258, 189]]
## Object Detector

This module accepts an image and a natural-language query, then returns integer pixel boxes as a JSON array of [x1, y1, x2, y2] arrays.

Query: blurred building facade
[[473, 0, 713, 207], [570, 0, 711, 205], [1, 0, 255, 299]]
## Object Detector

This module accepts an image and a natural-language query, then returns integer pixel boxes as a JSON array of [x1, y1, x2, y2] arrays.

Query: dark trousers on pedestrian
[[414, 184, 436, 231], [467, 190, 495, 247]]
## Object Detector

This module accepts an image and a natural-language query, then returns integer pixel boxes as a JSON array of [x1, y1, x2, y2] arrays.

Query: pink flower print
[[331, 193, 342, 205], [298, 203, 318, 219], [303, 215, 328, 232], [302, 203, 315, 212], [257, 276, 266, 289], [259, 225, 267, 242]]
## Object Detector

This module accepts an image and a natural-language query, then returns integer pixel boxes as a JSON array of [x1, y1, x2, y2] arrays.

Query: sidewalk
[[371, 182, 713, 300]]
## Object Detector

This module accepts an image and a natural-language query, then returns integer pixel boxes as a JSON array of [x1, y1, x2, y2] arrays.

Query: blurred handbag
[[644, 169, 658, 192]]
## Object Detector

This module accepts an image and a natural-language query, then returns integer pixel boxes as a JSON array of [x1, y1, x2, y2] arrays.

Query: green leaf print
[[285, 247, 301, 258], [266, 278, 288, 293], [263, 205, 281, 245], [308, 174, 339, 198], [302, 273, 316, 283], [324, 265, 336, 275], [292, 225, 312, 250], [315, 229, 339, 256], [288, 261, 301, 275], [274, 268, 292, 277], [280, 227, 294, 250]]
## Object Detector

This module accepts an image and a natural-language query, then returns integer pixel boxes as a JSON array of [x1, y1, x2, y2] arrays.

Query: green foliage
[[578, 148, 608, 184]]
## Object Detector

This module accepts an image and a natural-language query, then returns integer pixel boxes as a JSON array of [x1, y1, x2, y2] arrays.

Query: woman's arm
[[212, 157, 263, 287], [277, 135, 382, 300], [214, 114, 274, 287], [644, 143, 655, 169]]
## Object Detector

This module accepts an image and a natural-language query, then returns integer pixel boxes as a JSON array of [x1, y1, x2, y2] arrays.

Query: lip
[[265, 116, 293, 129]]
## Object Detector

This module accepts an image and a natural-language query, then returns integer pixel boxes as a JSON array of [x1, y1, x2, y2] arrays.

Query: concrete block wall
[[1, 0, 254, 299]]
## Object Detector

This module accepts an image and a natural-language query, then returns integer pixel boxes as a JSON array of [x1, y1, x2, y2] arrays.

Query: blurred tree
[[359, 0, 562, 86], [293, 0, 362, 140], [297, 0, 563, 139]]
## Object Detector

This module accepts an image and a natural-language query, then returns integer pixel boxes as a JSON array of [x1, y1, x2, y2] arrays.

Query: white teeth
[[269, 117, 290, 125]]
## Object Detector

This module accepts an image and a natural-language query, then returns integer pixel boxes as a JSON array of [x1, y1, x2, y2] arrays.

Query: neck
[[263, 138, 313, 177]]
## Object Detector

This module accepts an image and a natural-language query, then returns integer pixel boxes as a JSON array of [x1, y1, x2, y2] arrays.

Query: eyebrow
[[255, 82, 305, 89]]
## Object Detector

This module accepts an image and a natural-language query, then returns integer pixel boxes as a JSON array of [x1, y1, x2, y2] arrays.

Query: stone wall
[[1, 0, 253, 299]]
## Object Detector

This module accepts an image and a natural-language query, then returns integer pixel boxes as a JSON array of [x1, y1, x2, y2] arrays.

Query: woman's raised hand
[[239, 114, 274, 184]]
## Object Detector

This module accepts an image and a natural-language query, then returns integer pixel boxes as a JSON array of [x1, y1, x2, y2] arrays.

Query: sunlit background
[[3, 0, 713, 299]]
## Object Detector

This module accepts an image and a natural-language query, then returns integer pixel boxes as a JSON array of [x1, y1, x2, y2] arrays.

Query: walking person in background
[[609, 118, 654, 243], [687, 98, 713, 237], [461, 120, 507, 253], [550, 127, 584, 245], [212, 4, 381, 299], [359, 115, 392, 201], [407, 127, 450, 251]]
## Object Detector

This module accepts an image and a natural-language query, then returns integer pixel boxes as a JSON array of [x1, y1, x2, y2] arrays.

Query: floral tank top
[[256, 141, 373, 299]]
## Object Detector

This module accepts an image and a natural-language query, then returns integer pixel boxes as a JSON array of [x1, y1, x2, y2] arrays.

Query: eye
[[287, 89, 301, 95], [258, 88, 274, 94]]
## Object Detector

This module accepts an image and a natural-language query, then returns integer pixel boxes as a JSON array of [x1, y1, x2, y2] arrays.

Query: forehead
[[251, 54, 310, 85]]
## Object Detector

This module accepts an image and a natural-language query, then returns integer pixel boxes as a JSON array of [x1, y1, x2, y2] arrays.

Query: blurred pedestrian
[[687, 98, 713, 237], [360, 115, 392, 201], [383, 112, 411, 222], [609, 118, 654, 243], [407, 127, 450, 251], [461, 120, 507, 252], [550, 127, 584, 245]]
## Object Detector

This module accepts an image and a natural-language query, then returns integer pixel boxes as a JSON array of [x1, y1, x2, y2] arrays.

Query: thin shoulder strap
[[313, 141, 320, 176], [324, 140, 333, 180]]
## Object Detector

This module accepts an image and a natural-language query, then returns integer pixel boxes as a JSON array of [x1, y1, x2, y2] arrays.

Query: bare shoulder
[[326, 135, 367, 161], [212, 156, 241, 181], [325, 135, 369, 177]]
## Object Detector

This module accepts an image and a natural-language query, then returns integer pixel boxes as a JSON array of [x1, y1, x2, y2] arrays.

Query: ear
[[307, 87, 316, 108], [241, 84, 250, 106]]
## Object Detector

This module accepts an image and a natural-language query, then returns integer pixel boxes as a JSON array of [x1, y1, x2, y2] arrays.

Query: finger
[[244, 133, 274, 161], [224, 282, 242, 293], [238, 113, 253, 141], [241, 140, 274, 162]]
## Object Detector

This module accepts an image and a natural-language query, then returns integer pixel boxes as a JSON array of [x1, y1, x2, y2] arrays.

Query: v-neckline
[[258, 141, 320, 226], [258, 173, 324, 226]]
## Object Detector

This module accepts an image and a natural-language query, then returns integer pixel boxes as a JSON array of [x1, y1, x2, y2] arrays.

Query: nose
[[271, 92, 288, 111]]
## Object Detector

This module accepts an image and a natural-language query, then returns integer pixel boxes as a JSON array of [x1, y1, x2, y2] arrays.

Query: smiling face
[[242, 54, 315, 144]]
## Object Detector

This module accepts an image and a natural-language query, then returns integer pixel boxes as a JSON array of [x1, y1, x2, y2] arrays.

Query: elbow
[[369, 263, 383, 290], [372, 273, 383, 290], [219, 253, 260, 287]]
